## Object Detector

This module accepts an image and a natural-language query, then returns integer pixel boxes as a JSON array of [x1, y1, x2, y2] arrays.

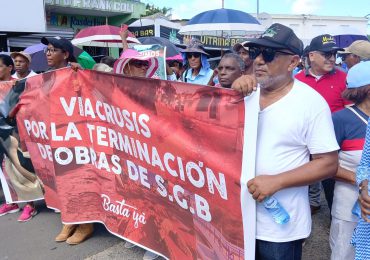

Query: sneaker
[[0, 203, 20, 216], [18, 205, 37, 222], [143, 250, 159, 260], [124, 241, 136, 249]]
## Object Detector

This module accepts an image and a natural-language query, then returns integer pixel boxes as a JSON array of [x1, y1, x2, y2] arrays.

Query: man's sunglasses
[[130, 60, 149, 68], [186, 52, 201, 59], [248, 47, 295, 62], [316, 51, 337, 59]]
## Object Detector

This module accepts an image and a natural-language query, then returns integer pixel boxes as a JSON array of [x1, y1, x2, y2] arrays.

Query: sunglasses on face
[[186, 53, 201, 59], [317, 51, 337, 59], [130, 60, 149, 68], [248, 47, 295, 62]]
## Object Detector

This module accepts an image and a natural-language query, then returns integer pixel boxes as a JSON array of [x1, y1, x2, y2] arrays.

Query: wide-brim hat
[[10, 51, 32, 63], [181, 39, 209, 56], [113, 49, 158, 78]]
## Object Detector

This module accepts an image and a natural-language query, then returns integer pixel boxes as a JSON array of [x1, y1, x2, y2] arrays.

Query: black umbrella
[[138, 37, 181, 59]]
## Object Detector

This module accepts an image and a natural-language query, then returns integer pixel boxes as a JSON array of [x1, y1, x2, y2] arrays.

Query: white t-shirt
[[255, 80, 339, 242], [12, 70, 37, 79]]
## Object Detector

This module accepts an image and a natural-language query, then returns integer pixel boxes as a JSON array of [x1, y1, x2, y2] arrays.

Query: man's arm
[[120, 29, 129, 51], [334, 165, 356, 185], [359, 180, 370, 222], [248, 151, 338, 202]]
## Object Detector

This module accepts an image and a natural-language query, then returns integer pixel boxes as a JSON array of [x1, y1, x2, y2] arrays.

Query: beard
[[258, 73, 290, 90]]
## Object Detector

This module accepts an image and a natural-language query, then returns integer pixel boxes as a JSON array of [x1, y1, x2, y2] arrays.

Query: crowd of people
[[0, 22, 370, 260]]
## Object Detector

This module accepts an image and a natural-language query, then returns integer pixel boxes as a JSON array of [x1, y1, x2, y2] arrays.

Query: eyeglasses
[[44, 48, 63, 54], [248, 47, 295, 62], [316, 51, 337, 59], [130, 60, 149, 68], [186, 53, 201, 59]]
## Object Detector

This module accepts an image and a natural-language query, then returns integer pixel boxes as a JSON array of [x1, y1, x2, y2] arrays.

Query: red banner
[[13, 68, 258, 259]]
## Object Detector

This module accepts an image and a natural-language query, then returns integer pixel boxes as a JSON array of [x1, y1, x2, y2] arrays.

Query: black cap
[[41, 36, 76, 61], [302, 45, 310, 57], [244, 23, 303, 56], [309, 34, 344, 52]]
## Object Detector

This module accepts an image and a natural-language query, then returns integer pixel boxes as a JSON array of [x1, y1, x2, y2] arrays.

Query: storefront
[[128, 15, 183, 45], [1, 0, 146, 51]]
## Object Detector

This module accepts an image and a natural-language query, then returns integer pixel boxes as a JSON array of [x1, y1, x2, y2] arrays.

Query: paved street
[[302, 196, 331, 260], [0, 192, 331, 260]]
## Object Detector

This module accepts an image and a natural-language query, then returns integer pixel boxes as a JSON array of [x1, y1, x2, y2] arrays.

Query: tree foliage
[[144, 4, 171, 16]]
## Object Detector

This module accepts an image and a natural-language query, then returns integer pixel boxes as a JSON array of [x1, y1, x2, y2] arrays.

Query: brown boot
[[66, 224, 94, 245], [55, 224, 77, 242]]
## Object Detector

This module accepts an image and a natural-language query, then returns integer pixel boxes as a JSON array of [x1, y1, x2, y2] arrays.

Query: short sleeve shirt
[[295, 69, 350, 113], [12, 70, 38, 79], [255, 80, 339, 242], [182, 67, 214, 86], [331, 106, 367, 221]]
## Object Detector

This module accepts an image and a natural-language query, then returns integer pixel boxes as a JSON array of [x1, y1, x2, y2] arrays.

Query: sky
[[142, 0, 370, 20]]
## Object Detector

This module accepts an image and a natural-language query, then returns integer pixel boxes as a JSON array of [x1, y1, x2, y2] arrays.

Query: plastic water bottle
[[263, 196, 290, 224]]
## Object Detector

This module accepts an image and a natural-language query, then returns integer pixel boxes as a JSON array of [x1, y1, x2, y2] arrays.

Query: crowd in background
[[1, 22, 370, 260]]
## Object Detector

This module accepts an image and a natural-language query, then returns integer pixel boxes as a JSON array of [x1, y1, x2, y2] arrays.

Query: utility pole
[[257, 0, 260, 17], [222, 0, 224, 8]]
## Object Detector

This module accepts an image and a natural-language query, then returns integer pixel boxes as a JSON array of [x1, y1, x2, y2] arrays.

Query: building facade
[[0, 0, 146, 51], [256, 13, 368, 46]]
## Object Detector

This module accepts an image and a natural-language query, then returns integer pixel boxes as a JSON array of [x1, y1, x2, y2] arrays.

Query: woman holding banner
[[114, 28, 160, 260], [118, 28, 176, 82], [0, 54, 42, 223], [0, 54, 15, 81], [37, 36, 95, 245]]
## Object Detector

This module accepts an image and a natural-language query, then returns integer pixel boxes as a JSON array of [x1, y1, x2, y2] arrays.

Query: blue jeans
[[255, 239, 303, 260]]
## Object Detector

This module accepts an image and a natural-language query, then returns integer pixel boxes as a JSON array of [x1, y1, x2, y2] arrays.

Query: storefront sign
[[45, 0, 134, 13], [129, 25, 155, 37], [48, 13, 105, 29], [182, 35, 260, 49]]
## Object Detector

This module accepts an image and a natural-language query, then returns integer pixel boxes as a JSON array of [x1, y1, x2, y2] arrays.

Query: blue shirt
[[182, 67, 214, 86], [332, 105, 368, 150]]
